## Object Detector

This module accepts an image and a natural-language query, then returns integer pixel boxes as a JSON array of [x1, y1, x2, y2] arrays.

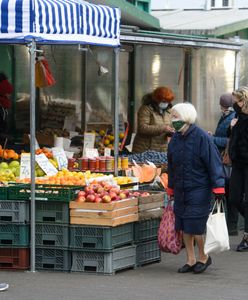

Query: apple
[[85, 186, 93, 193], [132, 191, 141, 197], [86, 194, 96, 202], [76, 196, 86, 203], [86, 189, 95, 195], [122, 190, 130, 197], [77, 191, 86, 197], [119, 193, 127, 199], [95, 197, 102, 203], [141, 192, 150, 197], [97, 187, 104, 194], [109, 192, 118, 200], [110, 187, 120, 194], [104, 184, 112, 191], [102, 195, 111, 203], [92, 184, 100, 192]]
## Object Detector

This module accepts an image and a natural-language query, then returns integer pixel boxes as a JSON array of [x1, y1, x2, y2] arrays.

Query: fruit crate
[[69, 223, 134, 251], [136, 239, 161, 267], [0, 223, 29, 246], [0, 247, 30, 270], [0, 186, 8, 200], [35, 223, 69, 248], [134, 219, 160, 243], [71, 245, 136, 275], [8, 184, 81, 202], [0, 201, 29, 223], [35, 248, 71, 271], [36, 201, 69, 224]]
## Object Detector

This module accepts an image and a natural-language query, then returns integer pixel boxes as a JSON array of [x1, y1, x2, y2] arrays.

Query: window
[[223, 0, 229, 6], [211, 0, 215, 7]]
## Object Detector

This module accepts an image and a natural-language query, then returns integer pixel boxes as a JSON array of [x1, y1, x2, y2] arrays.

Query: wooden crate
[[138, 191, 165, 220], [70, 198, 138, 227]]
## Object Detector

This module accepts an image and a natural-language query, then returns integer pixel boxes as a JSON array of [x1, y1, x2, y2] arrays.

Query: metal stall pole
[[113, 47, 120, 176], [234, 50, 241, 90], [28, 39, 37, 272]]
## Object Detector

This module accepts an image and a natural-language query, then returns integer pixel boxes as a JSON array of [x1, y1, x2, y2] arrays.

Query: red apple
[[119, 193, 127, 199], [86, 194, 96, 202], [133, 191, 141, 197], [92, 184, 100, 192], [122, 190, 130, 197], [109, 192, 118, 200], [141, 192, 150, 197], [85, 186, 93, 193], [104, 184, 112, 191], [77, 191, 86, 197], [76, 196, 86, 203], [97, 187, 104, 194], [110, 187, 120, 194], [102, 195, 111, 203], [95, 197, 102, 203]]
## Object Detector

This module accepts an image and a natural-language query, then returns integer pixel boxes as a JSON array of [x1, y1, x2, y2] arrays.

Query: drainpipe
[[234, 36, 241, 89], [205, 0, 211, 10]]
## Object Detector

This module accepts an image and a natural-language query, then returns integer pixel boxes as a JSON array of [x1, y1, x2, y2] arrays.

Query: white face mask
[[158, 102, 168, 110]]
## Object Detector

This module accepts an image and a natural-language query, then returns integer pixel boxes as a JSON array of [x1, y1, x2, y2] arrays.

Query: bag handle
[[211, 200, 224, 215]]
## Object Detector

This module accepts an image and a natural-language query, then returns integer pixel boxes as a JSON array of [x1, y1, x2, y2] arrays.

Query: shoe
[[193, 256, 212, 274], [177, 264, 195, 273], [236, 238, 248, 252], [0, 283, 9, 292]]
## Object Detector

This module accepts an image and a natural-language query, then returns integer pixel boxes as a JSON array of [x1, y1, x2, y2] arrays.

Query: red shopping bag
[[35, 57, 56, 88], [158, 201, 183, 255]]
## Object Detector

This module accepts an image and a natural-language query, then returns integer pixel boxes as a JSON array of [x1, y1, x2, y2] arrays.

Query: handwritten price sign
[[35, 153, 58, 176], [20, 153, 31, 179], [52, 147, 68, 170]]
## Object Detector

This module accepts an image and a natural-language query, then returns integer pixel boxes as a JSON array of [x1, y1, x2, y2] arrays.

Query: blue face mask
[[158, 102, 168, 110]]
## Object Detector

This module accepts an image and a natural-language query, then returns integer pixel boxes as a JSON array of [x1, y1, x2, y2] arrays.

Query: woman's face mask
[[158, 102, 168, 110], [233, 102, 242, 115], [172, 119, 186, 132]]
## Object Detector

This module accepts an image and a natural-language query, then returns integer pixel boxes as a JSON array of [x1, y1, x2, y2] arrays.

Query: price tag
[[83, 132, 95, 156], [20, 153, 31, 179], [85, 148, 99, 159], [28, 135, 40, 150], [35, 153, 58, 176], [104, 148, 111, 156], [52, 147, 68, 170]]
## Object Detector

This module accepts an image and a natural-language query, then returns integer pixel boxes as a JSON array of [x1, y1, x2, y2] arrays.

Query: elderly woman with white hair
[[167, 103, 225, 274]]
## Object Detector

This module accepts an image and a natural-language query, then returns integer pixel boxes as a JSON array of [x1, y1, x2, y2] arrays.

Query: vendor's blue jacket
[[167, 124, 225, 219]]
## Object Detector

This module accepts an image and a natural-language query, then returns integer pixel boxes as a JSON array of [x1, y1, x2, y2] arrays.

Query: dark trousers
[[229, 165, 248, 233], [225, 182, 239, 231]]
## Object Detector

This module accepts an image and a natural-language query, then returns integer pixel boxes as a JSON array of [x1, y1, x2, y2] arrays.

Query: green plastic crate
[[69, 223, 134, 251], [8, 184, 81, 202], [35, 248, 71, 271], [0, 201, 29, 223], [35, 223, 69, 248], [136, 239, 161, 266], [36, 201, 69, 224], [0, 186, 8, 200], [71, 245, 136, 274], [0, 223, 29, 247], [134, 219, 160, 243]]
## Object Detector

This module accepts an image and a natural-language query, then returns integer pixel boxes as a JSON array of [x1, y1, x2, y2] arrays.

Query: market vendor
[[0, 72, 13, 140], [132, 86, 175, 153]]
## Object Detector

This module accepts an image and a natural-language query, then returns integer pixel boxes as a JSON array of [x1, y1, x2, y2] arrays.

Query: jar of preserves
[[95, 157, 100, 172], [106, 156, 114, 172], [99, 157, 106, 172], [89, 158, 96, 171], [121, 156, 129, 170], [68, 158, 76, 171], [78, 157, 89, 171]]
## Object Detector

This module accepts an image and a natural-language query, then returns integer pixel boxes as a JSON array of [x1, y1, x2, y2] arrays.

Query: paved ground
[[0, 233, 247, 300]]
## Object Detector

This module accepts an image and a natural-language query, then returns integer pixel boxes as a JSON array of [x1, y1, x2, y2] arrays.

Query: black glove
[[214, 193, 226, 202]]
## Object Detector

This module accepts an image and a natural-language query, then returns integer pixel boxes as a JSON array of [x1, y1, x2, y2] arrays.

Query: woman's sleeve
[[200, 135, 225, 191], [137, 106, 165, 136], [167, 142, 174, 195]]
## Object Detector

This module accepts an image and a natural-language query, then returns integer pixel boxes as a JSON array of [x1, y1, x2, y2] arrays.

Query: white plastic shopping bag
[[204, 200, 230, 254]]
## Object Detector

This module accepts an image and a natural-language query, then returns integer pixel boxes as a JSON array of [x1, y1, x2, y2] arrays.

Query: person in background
[[210, 93, 238, 235], [132, 86, 175, 153], [229, 86, 248, 252], [167, 103, 225, 274], [0, 72, 13, 141]]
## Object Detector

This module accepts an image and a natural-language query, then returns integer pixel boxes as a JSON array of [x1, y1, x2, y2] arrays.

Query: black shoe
[[236, 238, 248, 252], [178, 264, 195, 273], [193, 256, 212, 274]]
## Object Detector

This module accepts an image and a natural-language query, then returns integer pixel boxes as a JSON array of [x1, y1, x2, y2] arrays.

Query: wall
[[151, 0, 206, 10]]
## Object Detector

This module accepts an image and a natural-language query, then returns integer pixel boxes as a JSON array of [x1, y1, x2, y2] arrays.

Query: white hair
[[172, 102, 197, 124]]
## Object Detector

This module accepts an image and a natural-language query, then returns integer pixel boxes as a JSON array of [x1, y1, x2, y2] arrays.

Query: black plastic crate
[[0, 223, 29, 246], [134, 219, 160, 243], [0, 201, 29, 223], [0, 186, 8, 200], [36, 201, 69, 224], [69, 223, 134, 251], [8, 184, 80, 202], [35, 248, 71, 271], [136, 239, 161, 267], [35, 224, 69, 248], [71, 245, 136, 275]]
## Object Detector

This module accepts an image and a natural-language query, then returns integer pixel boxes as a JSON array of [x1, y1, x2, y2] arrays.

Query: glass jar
[[106, 156, 114, 172], [99, 157, 106, 172], [89, 158, 96, 172], [68, 158, 76, 171], [78, 157, 89, 171], [121, 156, 129, 170]]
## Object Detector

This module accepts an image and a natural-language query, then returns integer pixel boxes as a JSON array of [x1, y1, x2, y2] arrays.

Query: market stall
[[0, 0, 120, 272]]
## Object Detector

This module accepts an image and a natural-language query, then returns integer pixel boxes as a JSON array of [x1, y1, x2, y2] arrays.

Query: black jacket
[[229, 113, 248, 167]]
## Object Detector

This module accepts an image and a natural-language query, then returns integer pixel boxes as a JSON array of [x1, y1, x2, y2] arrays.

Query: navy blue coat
[[167, 125, 225, 219]]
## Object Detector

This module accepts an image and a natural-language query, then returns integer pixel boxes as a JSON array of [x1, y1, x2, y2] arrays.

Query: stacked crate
[[8, 184, 80, 272], [134, 191, 165, 266], [0, 186, 30, 270], [69, 199, 138, 274]]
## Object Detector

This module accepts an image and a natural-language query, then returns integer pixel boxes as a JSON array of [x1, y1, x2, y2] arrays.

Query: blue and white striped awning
[[0, 0, 120, 46]]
